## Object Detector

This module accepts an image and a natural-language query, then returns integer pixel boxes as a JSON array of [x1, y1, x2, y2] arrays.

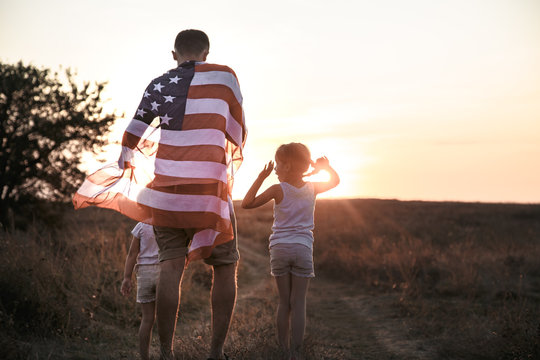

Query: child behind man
[[121, 222, 159, 360], [241, 143, 340, 360]]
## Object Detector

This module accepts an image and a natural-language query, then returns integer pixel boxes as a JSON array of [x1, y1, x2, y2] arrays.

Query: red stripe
[[151, 175, 229, 198], [122, 131, 142, 149], [188, 84, 243, 123], [73, 191, 233, 233], [182, 113, 226, 131], [81, 166, 229, 197], [155, 143, 226, 162]]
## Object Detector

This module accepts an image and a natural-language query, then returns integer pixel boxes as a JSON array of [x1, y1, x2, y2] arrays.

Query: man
[[74, 29, 246, 360]]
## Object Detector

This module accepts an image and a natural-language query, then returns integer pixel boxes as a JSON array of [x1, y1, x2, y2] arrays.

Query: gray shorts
[[153, 204, 239, 266], [269, 243, 315, 278], [136, 264, 159, 303]]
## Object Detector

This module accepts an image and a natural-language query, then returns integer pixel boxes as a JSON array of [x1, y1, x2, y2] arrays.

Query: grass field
[[1, 198, 539, 359]]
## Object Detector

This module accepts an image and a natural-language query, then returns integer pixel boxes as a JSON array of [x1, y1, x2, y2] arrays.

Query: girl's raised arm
[[312, 156, 340, 195], [242, 161, 282, 209]]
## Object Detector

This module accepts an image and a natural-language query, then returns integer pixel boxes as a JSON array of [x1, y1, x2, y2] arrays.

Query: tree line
[[0, 61, 115, 228]]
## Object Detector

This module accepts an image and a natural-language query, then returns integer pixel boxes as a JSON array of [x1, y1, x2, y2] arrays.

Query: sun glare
[[302, 139, 362, 199]]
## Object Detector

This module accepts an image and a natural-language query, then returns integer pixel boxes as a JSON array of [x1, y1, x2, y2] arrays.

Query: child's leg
[[290, 275, 310, 359], [139, 301, 156, 360], [274, 274, 292, 354]]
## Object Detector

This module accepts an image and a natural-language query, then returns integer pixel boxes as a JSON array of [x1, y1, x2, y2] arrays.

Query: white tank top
[[269, 182, 315, 249]]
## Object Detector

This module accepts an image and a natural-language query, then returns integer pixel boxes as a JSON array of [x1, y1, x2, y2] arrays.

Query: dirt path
[[307, 280, 435, 359], [237, 241, 436, 359]]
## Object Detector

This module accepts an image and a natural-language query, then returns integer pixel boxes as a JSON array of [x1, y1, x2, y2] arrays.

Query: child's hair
[[275, 143, 312, 174], [174, 29, 210, 56]]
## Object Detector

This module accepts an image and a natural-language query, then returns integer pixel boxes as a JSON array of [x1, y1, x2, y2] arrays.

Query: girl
[[121, 222, 160, 360], [241, 143, 340, 360]]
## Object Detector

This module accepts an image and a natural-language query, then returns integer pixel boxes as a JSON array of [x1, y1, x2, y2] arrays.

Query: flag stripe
[[75, 192, 232, 231], [191, 72, 243, 105], [185, 99, 243, 147], [124, 120, 228, 148], [77, 177, 229, 216], [182, 113, 226, 131]]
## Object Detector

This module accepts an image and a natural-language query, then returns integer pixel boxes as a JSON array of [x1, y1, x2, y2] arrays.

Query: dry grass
[[1, 199, 540, 359]]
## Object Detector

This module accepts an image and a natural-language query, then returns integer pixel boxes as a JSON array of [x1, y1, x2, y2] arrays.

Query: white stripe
[[159, 128, 225, 148], [189, 229, 220, 252], [154, 159, 228, 183], [125, 119, 226, 148], [191, 71, 243, 104], [185, 98, 230, 118], [226, 111, 244, 147], [125, 119, 152, 138], [186, 98, 243, 146], [77, 177, 229, 217]]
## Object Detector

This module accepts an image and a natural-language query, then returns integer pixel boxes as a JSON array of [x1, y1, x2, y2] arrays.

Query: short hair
[[174, 29, 210, 56], [275, 143, 312, 174]]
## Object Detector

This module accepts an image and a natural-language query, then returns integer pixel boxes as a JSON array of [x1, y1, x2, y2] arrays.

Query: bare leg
[[290, 275, 310, 360], [156, 257, 185, 359], [275, 274, 292, 356], [208, 263, 237, 359], [139, 301, 156, 360]]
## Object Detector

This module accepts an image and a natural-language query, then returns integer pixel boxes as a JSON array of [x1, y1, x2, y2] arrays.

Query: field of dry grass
[[1, 198, 540, 359]]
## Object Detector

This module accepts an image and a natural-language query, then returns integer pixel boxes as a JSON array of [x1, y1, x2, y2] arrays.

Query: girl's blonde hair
[[275, 143, 312, 174]]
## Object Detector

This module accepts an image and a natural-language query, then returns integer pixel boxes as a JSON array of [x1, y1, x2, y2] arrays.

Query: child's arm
[[312, 156, 340, 195], [242, 161, 282, 209], [121, 235, 140, 296]]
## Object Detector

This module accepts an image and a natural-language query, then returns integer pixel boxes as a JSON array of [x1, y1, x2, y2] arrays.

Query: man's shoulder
[[195, 63, 237, 77], [151, 67, 184, 82]]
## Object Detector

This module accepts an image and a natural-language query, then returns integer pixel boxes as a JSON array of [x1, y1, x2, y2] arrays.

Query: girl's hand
[[258, 161, 274, 179], [313, 156, 330, 170], [121, 278, 132, 296]]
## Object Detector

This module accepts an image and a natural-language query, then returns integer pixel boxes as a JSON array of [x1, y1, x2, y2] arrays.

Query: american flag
[[73, 61, 246, 262]]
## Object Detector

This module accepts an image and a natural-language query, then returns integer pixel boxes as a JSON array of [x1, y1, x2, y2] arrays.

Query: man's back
[[74, 60, 246, 261]]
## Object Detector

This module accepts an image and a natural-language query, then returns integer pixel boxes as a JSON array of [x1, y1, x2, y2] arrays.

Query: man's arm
[[118, 83, 159, 169]]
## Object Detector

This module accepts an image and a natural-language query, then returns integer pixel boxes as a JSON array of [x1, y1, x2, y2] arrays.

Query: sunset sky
[[2, 0, 539, 203]]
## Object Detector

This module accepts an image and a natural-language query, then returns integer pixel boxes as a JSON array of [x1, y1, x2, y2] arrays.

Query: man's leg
[[156, 257, 185, 359], [208, 262, 237, 359]]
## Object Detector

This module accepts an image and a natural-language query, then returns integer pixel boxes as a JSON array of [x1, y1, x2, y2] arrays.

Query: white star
[[169, 76, 181, 84], [161, 114, 173, 125], [153, 83, 164, 92], [164, 95, 175, 103], [136, 108, 146, 117], [143, 91, 150, 98], [150, 101, 160, 111]]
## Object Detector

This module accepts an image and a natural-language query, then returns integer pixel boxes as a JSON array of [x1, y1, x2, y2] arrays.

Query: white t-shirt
[[269, 182, 315, 249], [131, 222, 159, 265]]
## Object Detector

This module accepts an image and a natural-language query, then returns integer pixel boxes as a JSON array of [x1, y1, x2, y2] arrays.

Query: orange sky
[[2, 0, 539, 202]]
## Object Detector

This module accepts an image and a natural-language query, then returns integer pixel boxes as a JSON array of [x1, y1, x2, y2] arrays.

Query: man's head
[[172, 29, 210, 64]]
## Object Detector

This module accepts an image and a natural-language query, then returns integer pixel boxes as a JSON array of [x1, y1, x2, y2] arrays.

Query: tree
[[0, 61, 116, 227]]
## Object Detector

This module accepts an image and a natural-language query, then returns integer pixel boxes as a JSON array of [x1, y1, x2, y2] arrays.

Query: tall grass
[[1, 199, 539, 359]]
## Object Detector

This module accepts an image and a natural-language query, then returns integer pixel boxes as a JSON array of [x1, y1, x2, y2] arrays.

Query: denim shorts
[[269, 243, 315, 278], [136, 264, 160, 303]]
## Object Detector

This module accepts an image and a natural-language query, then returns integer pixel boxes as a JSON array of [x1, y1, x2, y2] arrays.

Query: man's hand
[[121, 278, 132, 296]]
